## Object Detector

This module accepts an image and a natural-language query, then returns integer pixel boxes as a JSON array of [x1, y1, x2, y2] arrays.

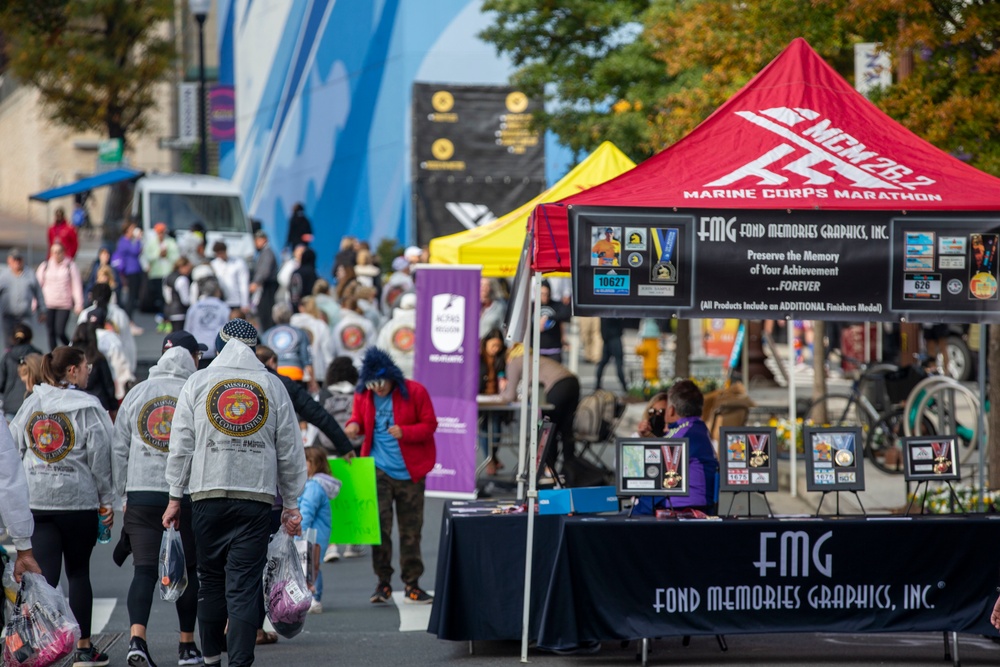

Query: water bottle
[[97, 510, 112, 544]]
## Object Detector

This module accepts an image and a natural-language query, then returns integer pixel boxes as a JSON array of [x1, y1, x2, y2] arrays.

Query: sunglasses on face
[[647, 408, 666, 416], [366, 379, 388, 391]]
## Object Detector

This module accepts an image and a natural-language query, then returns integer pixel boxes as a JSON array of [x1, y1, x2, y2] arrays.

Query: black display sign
[[569, 206, 1000, 322], [804, 426, 865, 492], [412, 177, 543, 244], [615, 437, 690, 497], [902, 435, 961, 482], [533, 516, 1000, 649], [719, 427, 779, 492], [412, 83, 545, 244]]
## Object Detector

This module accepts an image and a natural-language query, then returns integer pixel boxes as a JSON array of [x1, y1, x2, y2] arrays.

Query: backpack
[[317, 391, 363, 454], [573, 389, 622, 443]]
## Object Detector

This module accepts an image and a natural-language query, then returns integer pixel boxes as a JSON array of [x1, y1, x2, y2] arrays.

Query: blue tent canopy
[[28, 168, 145, 202]]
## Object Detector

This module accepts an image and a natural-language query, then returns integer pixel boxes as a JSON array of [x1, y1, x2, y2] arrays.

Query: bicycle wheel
[[866, 407, 936, 474], [802, 393, 861, 428]]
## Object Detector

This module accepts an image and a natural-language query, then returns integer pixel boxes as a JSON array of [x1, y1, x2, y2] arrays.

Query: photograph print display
[[804, 426, 866, 492], [901, 435, 961, 482], [616, 437, 689, 497], [719, 427, 779, 492]]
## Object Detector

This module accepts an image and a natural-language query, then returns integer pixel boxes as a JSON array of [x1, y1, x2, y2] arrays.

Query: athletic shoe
[[177, 642, 204, 666], [404, 585, 433, 605], [126, 637, 156, 667], [74, 645, 110, 667], [308, 598, 323, 614], [323, 544, 341, 562], [370, 581, 392, 604], [343, 544, 367, 558]]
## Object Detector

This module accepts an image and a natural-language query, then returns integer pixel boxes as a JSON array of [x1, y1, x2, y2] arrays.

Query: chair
[[703, 383, 755, 443]]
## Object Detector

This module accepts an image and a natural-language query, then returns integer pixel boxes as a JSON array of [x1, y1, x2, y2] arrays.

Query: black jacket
[[0, 342, 41, 416], [268, 367, 353, 456]]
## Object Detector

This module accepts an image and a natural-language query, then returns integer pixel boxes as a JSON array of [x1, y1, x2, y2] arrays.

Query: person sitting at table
[[478, 329, 507, 475], [632, 380, 719, 515], [499, 344, 580, 483]]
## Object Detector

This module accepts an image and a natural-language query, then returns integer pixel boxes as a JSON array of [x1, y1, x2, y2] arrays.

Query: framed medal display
[[901, 435, 960, 482], [615, 437, 689, 497], [719, 427, 779, 492], [804, 426, 865, 492]]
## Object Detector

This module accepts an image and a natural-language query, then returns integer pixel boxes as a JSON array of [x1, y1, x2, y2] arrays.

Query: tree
[[480, 0, 670, 162], [0, 0, 175, 149]]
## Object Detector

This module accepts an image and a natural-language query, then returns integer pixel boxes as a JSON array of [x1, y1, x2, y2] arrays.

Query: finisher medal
[[833, 433, 855, 467], [661, 444, 682, 489], [650, 228, 679, 284], [748, 433, 769, 468], [931, 440, 952, 474]]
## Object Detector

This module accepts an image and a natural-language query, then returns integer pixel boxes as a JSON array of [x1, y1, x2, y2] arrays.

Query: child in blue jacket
[[298, 447, 341, 613]]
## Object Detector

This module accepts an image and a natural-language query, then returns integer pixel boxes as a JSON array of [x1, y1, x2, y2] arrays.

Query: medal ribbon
[[931, 440, 950, 459], [661, 445, 681, 473], [653, 228, 678, 263], [834, 434, 854, 453], [748, 434, 767, 455]]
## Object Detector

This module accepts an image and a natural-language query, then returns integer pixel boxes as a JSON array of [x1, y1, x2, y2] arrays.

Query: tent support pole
[[567, 318, 580, 375], [742, 320, 750, 385], [789, 331, 797, 498], [516, 333, 530, 502], [864, 322, 871, 364], [520, 272, 543, 662], [978, 323, 987, 509]]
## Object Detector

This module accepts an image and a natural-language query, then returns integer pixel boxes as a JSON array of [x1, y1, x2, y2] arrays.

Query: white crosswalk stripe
[[390, 591, 434, 632]]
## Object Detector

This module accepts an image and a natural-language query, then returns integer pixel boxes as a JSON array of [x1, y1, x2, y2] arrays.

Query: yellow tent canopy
[[428, 141, 635, 278]]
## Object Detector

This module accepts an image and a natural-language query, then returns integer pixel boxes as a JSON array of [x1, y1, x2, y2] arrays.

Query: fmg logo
[[754, 530, 833, 578]]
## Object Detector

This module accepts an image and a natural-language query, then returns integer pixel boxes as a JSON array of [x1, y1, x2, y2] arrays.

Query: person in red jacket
[[47, 207, 79, 259], [344, 347, 437, 606]]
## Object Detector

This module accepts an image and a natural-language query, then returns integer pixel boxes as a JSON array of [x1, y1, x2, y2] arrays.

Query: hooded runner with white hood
[[112, 332, 207, 667], [164, 319, 307, 667], [10, 345, 114, 666]]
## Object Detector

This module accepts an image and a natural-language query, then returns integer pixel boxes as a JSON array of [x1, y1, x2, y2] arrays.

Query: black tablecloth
[[428, 502, 564, 641], [430, 503, 1000, 649]]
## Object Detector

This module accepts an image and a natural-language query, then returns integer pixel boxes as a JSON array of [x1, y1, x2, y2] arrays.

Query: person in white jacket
[[163, 319, 306, 667], [112, 332, 207, 667], [87, 307, 135, 400], [331, 296, 376, 370], [0, 420, 41, 581], [11, 346, 115, 667], [209, 241, 250, 310], [290, 296, 333, 386], [78, 283, 137, 374], [376, 292, 416, 378]]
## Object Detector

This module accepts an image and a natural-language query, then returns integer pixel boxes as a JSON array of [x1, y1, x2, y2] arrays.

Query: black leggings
[[46, 308, 72, 350], [31, 510, 98, 639], [544, 376, 581, 468], [124, 504, 198, 631], [595, 335, 627, 393], [123, 272, 142, 319]]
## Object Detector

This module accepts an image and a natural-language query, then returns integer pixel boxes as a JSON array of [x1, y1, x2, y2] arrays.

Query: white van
[[130, 174, 254, 260]]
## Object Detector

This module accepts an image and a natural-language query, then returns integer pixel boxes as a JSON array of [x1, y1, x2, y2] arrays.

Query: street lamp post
[[190, 0, 211, 175]]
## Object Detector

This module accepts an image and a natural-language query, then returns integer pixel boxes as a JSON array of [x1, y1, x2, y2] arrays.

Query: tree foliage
[[482, 0, 1000, 175], [0, 0, 175, 148], [480, 0, 669, 162]]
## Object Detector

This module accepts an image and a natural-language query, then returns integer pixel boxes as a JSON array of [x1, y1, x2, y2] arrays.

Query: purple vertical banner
[[414, 266, 481, 498], [209, 85, 236, 142]]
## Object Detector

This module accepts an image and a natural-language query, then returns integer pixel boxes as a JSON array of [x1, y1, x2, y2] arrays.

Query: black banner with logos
[[412, 176, 543, 246], [569, 206, 1000, 323], [412, 83, 545, 244], [536, 516, 1000, 649]]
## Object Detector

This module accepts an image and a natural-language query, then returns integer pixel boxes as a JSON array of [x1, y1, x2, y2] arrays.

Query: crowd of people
[[0, 204, 453, 667]]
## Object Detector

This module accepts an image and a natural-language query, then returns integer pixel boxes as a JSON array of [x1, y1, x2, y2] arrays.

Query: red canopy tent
[[530, 38, 1000, 273]]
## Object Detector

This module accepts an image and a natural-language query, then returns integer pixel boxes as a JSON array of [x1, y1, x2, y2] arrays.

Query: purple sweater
[[111, 237, 143, 276]]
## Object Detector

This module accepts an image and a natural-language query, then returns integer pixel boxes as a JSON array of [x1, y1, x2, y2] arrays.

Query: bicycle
[[801, 360, 935, 474]]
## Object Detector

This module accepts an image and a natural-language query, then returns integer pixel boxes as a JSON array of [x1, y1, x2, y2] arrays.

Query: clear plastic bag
[[262, 531, 311, 639], [2, 572, 80, 667], [158, 527, 188, 602]]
